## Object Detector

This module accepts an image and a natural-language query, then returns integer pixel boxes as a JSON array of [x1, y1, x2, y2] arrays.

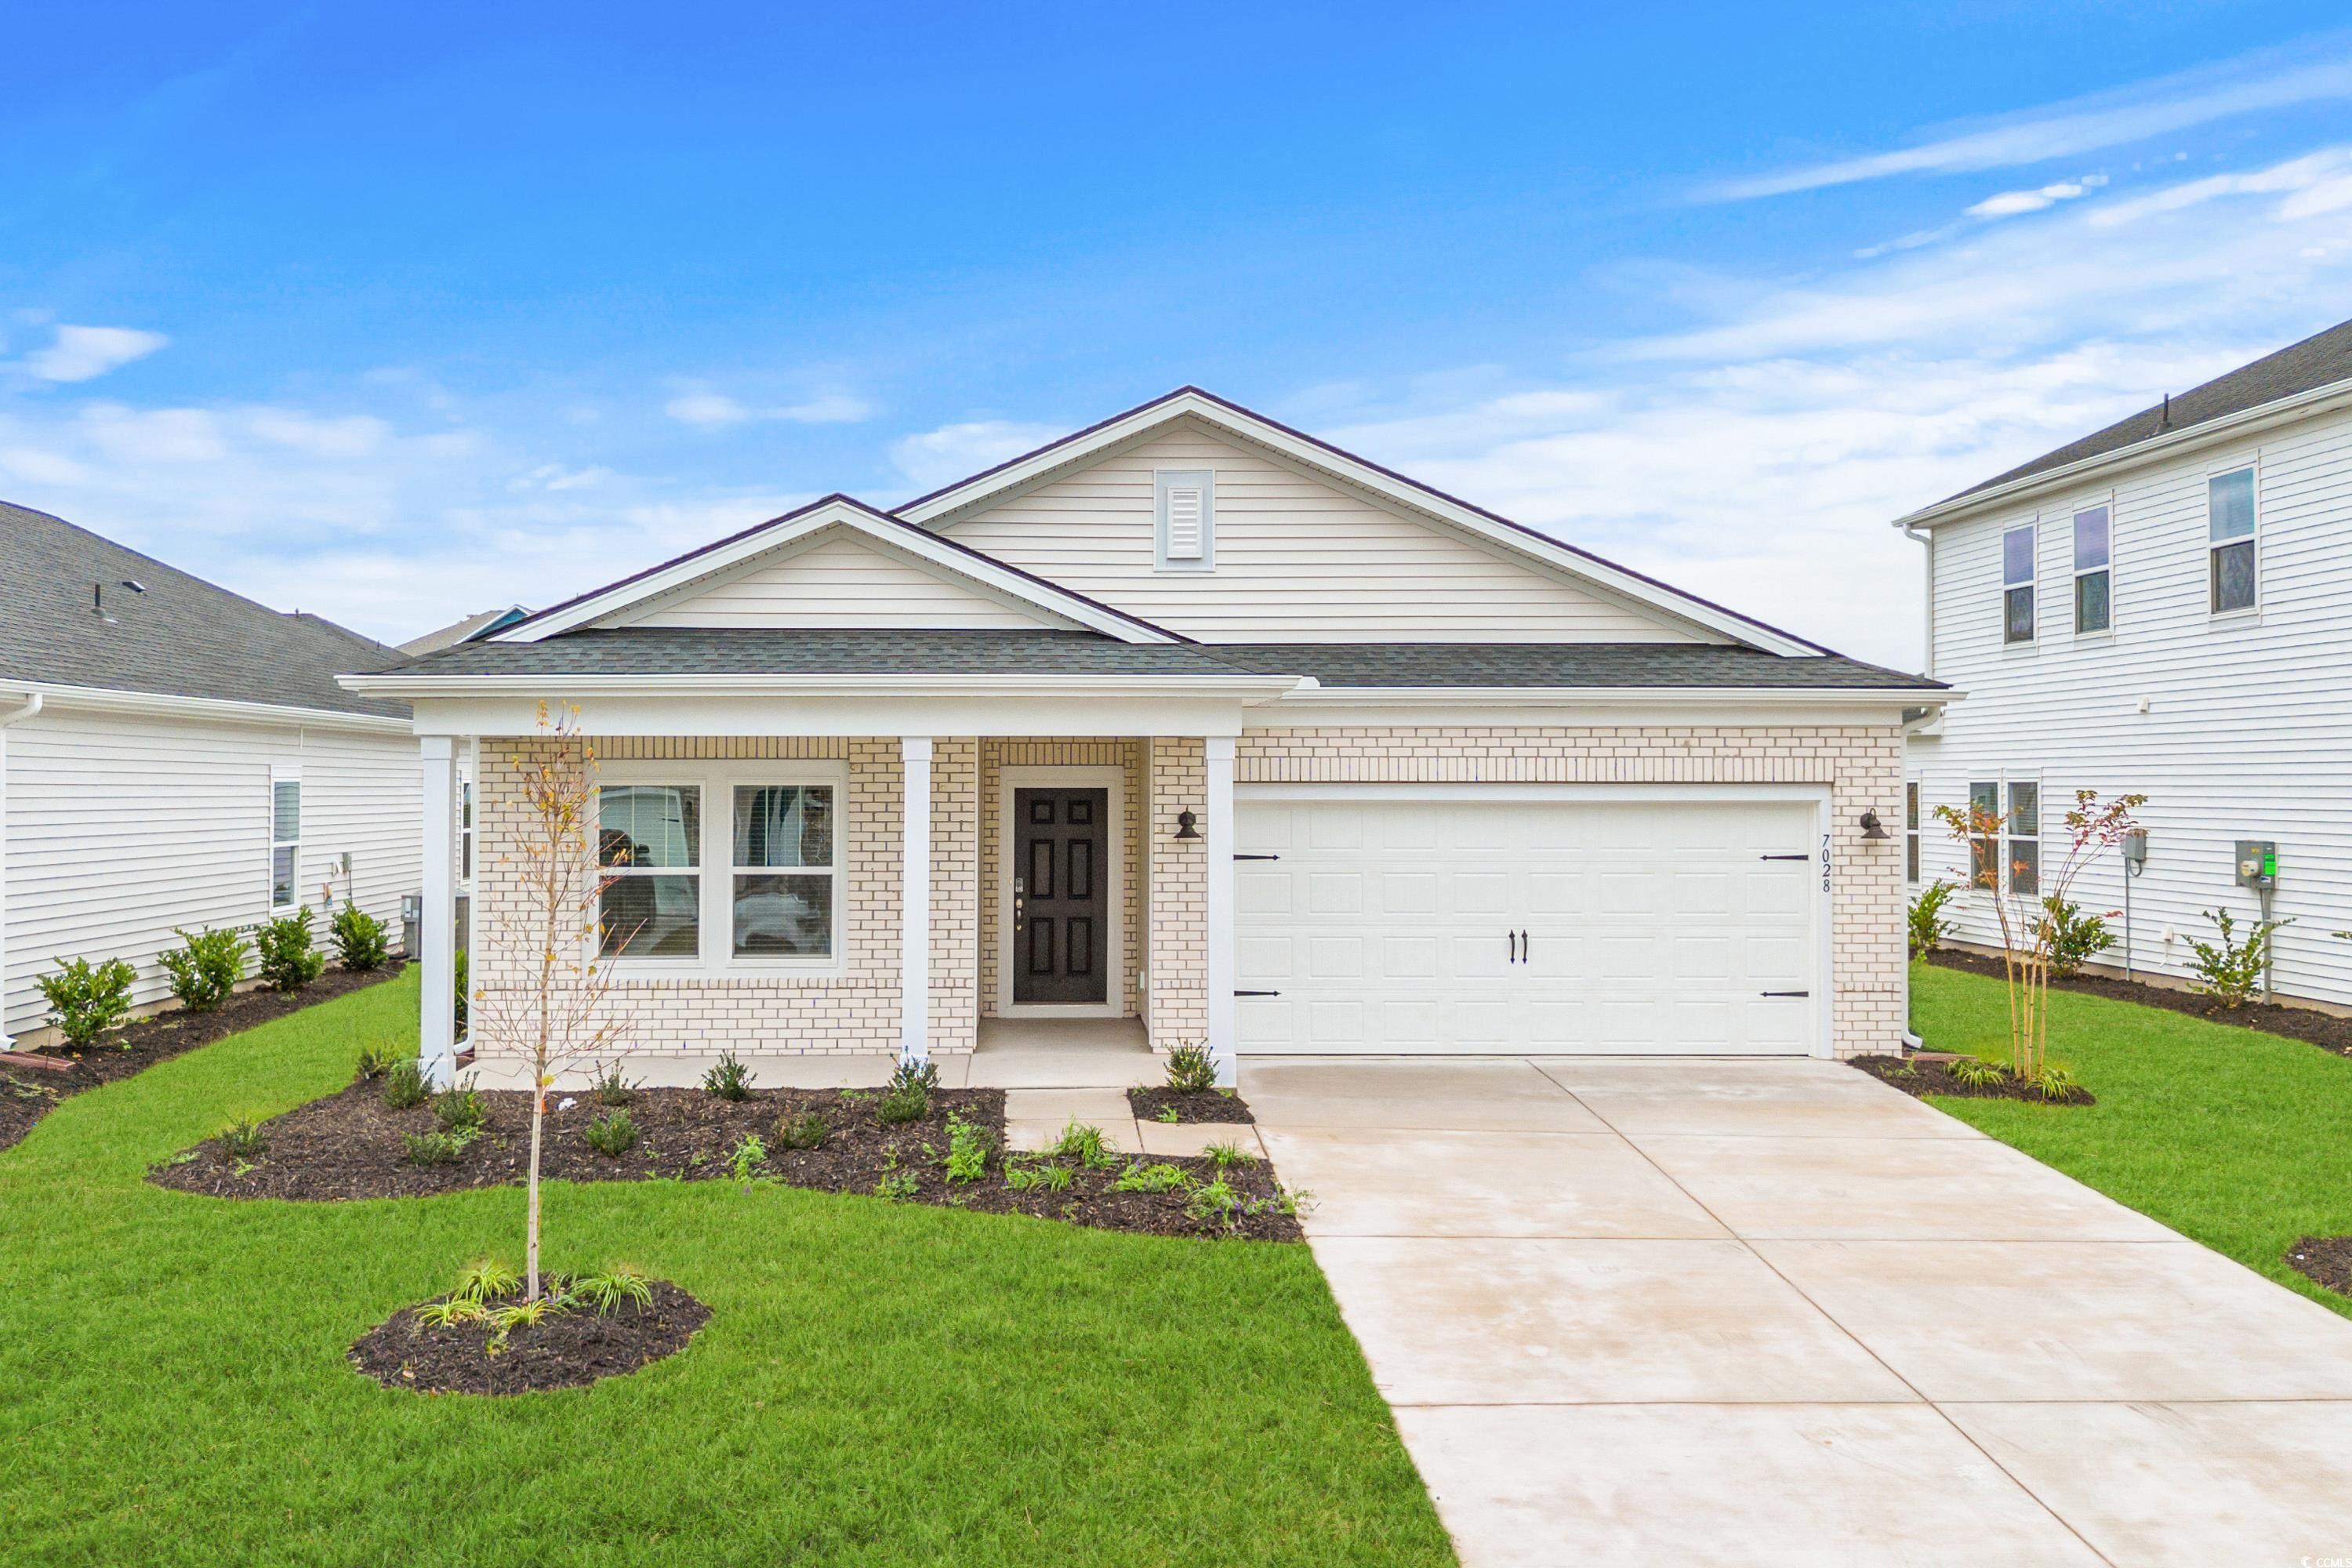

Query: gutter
[[339, 671, 1315, 702], [5, 681, 409, 735], [1267, 683, 1958, 708]]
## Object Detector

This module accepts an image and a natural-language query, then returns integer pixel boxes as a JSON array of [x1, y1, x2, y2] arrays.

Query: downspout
[[1900, 526, 1934, 1051], [0, 692, 45, 1051]]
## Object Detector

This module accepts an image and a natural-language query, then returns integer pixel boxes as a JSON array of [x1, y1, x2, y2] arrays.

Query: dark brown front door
[[1013, 787, 1108, 1005]]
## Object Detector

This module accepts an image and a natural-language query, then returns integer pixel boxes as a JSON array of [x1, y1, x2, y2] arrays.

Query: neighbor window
[[599, 784, 702, 958], [2006, 780, 2040, 897], [731, 784, 838, 960], [459, 777, 475, 883], [270, 774, 301, 910], [1905, 781, 1921, 884], [2002, 524, 2036, 644], [2209, 467, 2257, 613], [2073, 504, 2111, 634], [1968, 780, 1998, 889]]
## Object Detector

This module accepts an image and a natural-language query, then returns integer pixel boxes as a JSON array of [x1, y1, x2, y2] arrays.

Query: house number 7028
[[1820, 833, 1832, 893]]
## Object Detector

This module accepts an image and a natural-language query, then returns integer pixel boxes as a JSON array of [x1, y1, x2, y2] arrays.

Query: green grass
[[0, 969, 1450, 1566], [1911, 960, 2352, 1318]]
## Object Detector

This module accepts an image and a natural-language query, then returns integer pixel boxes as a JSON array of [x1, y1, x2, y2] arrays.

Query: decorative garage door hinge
[[1759, 853, 1810, 861], [1232, 853, 1280, 861], [1234, 989, 1281, 997], [1760, 990, 1811, 998]]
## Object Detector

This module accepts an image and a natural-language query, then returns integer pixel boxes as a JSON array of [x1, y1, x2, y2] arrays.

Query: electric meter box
[[2236, 840, 2278, 890]]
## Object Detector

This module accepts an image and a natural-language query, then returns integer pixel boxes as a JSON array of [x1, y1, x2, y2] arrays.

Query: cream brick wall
[[1235, 724, 1909, 1058], [1148, 736, 1209, 1050], [977, 738, 1145, 1018]]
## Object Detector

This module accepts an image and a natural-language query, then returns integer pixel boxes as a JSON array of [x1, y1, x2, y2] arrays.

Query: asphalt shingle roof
[[0, 501, 408, 720]]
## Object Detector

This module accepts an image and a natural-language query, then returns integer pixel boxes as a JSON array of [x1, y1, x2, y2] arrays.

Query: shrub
[[585, 1109, 637, 1156], [328, 901, 390, 972], [1049, 1120, 1118, 1170], [2187, 907, 2291, 1008], [1185, 1177, 1243, 1229], [775, 1109, 828, 1150], [567, 1267, 652, 1315], [1203, 1139, 1257, 1170], [432, 1080, 485, 1135], [38, 956, 136, 1048], [159, 926, 247, 1011], [455, 1258, 521, 1303], [1110, 1160, 1191, 1194], [1946, 1056, 2009, 1089], [452, 947, 469, 1035], [218, 1116, 268, 1161], [874, 1058, 938, 1125], [2036, 897, 2115, 978], [1163, 1042, 1217, 1094], [354, 1043, 397, 1081], [592, 1062, 637, 1107], [944, 1112, 991, 1184], [402, 1129, 474, 1166], [728, 1134, 768, 1185], [873, 1170, 918, 1202], [414, 1298, 488, 1329], [702, 1052, 753, 1102], [2028, 1063, 2085, 1102], [255, 908, 328, 992], [1907, 880, 1958, 959], [380, 1057, 430, 1109]]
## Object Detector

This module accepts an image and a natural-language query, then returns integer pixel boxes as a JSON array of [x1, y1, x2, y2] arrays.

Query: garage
[[1233, 788, 1824, 1055]]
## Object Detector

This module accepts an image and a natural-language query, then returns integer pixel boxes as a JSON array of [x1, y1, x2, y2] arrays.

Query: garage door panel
[[1237, 870, 1291, 916], [1377, 871, 1438, 914]]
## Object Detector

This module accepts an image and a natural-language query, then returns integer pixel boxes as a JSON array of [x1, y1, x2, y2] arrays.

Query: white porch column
[[1204, 734, 1237, 1087], [0, 694, 39, 1051], [419, 735, 459, 1088], [899, 735, 934, 1065]]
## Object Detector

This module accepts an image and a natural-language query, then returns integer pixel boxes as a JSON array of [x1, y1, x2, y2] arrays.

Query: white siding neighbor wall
[[2, 706, 420, 1039], [1911, 401, 2352, 1005], [938, 419, 1721, 643]]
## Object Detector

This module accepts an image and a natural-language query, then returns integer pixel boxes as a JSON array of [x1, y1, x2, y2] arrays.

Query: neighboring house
[[397, 605, 531, 658], [347, 389, 1944, 1084], [1899, 316, 2352, 1004], [0, 503, 421, 1048]]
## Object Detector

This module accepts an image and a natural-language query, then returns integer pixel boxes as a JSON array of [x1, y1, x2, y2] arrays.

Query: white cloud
[[20, 324, 169, 383], [889, 419, 1064, 492], [666, 391, 750, 426], [1965, 176, 2103, 220], [665, 388, 874, 427]]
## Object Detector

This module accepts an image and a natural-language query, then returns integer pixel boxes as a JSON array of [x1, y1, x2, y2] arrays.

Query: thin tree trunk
[[527, 1094, 543, 1300]]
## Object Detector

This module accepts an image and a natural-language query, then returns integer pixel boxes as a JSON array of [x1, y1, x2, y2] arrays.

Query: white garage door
[[1235, 793, 1820, 1055]]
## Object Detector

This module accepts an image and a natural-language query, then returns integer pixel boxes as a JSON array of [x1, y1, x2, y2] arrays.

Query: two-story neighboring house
[[1899, 317, 2352, 1005]]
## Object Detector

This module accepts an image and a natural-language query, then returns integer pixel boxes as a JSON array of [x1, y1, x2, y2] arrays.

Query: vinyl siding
[[1909, 400, 2352, 1005], [937, 420, 1718, 643], [2, 706, 419, 1036], [622, 528, 1062, 630]]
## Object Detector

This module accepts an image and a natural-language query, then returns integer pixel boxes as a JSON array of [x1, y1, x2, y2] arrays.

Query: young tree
[[466, 702, 631, 1301], [1933, 788, 2144, 1081]]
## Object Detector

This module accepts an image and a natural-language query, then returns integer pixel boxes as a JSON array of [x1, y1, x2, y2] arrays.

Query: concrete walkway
[[1243, 1055, 2352, 1567]]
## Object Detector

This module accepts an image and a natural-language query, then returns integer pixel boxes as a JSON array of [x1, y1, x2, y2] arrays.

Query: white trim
[[491, 497, 1181, 644], [419, 735, 459, 1087], [2068, 495, 2114, 641], [2001, 519, 2038, 647], [346, 672, 1304, 700], [1205, 735, 1237, 1085], [2, 679, 408, 735], [996, 764, 1126, 1020], [268, 764, 303, 913], [2205, 459, 2261, 619], [1261, 684, 1953, 709], [1153, 467, 1215, 572], [900, 736, 932, 1063], [894, 391, 1826, 656], [0, 693, 42, 1051]]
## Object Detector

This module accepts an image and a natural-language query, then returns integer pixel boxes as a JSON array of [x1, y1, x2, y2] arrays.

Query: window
[[731, 784, 837, 959], [270, 774, 300, 910], [1967, 781, 1998, 890], [2006, 780, 2040, 896], [1154, 468, 1215, 572], [1905, 780, 1921, 884], [598, 784, 701, 958], [2072, 504, 2111, 633], [2209, 467, 2257, 613], [459, 777, 474, 883], [2002, 524, 2036, 643]]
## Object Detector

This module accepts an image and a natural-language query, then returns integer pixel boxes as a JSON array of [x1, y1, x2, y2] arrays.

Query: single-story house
[[347, 390, 1948, 1084], [1, 502, 422, 1048]]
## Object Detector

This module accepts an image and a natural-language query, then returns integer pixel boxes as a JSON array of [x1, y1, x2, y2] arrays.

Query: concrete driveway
[[1243, 1055, 2352, 1567]]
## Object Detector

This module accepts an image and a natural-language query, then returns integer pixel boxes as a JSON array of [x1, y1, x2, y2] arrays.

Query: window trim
[[1152, 468, 1216, 573], [269, 767, 301, 912], [2004, 777, 2041, 898], [726, 774, 846, 970], [2071, 497, 2113, 638], [1904, 779, 1921, 885], [1967, 779, 1999, 892], [2000, 521, 2037, 645], [2206, 462, 2260, 619]]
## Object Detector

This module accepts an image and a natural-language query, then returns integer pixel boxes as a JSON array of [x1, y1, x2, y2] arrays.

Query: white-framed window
[[459, 775, 475, 884], [2002, 523, 2036, 644], [2209, 466, 2257, 615], [2005, 779, 2040, 896], [2072, 503, 2111, 634], [597, 782, 702, 960], [270, 769, 301, 910], [1905, 780, 1921, 884], [1154, 468, 1215, 572], [729, 781, 838, 960], [1967, 780, 1998, 889]]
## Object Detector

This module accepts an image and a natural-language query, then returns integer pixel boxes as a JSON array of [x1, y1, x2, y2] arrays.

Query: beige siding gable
[[935, 420, 1721, 644], [617, 525, 1080, 631]]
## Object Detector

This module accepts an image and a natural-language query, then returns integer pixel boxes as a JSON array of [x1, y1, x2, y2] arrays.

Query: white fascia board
[[1251, 684, 1955, 731], [1894, 378, 2352, 532], [494, 498, 1180, 644], [895, 391, 1825, 658], [394, 685, 1294, 740], [3, 679, 411, 735], [342, 672, 1305, 701]]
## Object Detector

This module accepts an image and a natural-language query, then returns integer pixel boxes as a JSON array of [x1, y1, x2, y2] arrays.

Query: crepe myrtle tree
[[466, 702, 633, 1302], [1933, 789, 2144, 1083]]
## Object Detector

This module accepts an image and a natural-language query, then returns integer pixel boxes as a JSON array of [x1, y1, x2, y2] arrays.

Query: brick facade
[[1147, 736, 1209, 1050]]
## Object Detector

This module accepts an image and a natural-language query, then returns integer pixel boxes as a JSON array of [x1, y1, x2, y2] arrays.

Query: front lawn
[[0, 969, 1450, 1566], [1910, 960, 2352, 1318]]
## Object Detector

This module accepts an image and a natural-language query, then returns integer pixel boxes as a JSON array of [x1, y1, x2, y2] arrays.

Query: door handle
[[1013, 877, 1025, 931], [1519, 930, 1529, 964], [1508, 931, 1516, 964]]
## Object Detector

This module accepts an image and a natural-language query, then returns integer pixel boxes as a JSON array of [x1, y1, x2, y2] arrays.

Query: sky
[[5, 3, 2352, 668]]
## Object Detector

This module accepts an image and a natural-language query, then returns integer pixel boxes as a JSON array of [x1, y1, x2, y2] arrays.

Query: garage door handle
[[1761, 990, 1810, 998], [1235, 989, 1280, 997], [1760, 854, 1810, 862]]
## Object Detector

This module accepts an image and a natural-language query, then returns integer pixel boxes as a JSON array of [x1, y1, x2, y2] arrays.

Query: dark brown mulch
[[1849, 1054, 2096, 1106], [348, 1280, 710, 1396], [1127, 1086, 1254, 1124], [1926, 948, 2352, 1058], [0, 964, 403, 1154], [152, 1080, 1304, 1242], [2286, 1236, 2352, 1300]]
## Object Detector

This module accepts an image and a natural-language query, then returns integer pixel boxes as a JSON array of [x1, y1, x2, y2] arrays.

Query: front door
[[1013, 787, 1109, 1005]]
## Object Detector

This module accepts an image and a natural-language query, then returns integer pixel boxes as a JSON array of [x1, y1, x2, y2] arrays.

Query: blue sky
[[6, 2, 2352, 664]]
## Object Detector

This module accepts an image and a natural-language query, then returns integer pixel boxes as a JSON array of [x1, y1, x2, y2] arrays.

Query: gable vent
[[1165, 486, 1204, 558], [1154, 468, 1216, 572]]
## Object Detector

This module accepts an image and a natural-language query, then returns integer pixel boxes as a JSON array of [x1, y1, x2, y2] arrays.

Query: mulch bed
[[1127, 1086, 1254, 1124], [1849, 1054, 2096, 1106], [348, 1280, 710, 1396], [0, 964, 403, 1155], [1926, 948, 2352, 1059], [152, 1080, 1303, 1242], [2286, 1236, 2352, 1301]]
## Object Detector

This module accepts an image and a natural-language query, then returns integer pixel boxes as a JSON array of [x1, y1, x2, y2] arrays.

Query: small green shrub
[[1907, 880, 1958, 959], [453, 947, 469, 1035], [592, 1062, 637, 1107], [431, 1080, 485, 1135], [1946, 1056, 2010, 1089], [487, 1296, 560, 1350], [876, 1058, 937, 1124], [2027, 1062, 2085, 1102], [1152, 1105, 1180, 1124], [159, 926, 247, 1011], [1110, 1160, 1191, 1194], [402, 1129, 474, 1166], [354, 1043, 397, 1081], [255, 908, 327, 992], [943, 1112, 991, 1185], [1185, 1177, 1243, 1229], [774, 1109, 828, 1150], [328, 901, 389, 972], [454, 1259, 521, 1303], [38, 956, 136, 1047], [2036, 897, 2115, 978], [380, 1057, 429, 1109], [2187, 907, 2291, 1008], [585, 1109, 637, 1156], [218, 1116, 268, 1161], [1203, 1140, 1257, 1170], [1163, 1042, 1217, 1094], [567, 1267, 653, 1315], [728, 1134, 768, 1185], [1049, 1120, 1119, 1170], [413, 1298, 488, 1329], [873, 1170, 918, 1201], [702, 1052, 753, 1102]]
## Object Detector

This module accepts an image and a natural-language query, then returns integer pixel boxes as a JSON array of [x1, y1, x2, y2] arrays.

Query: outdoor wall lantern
[[1173, 809, 1202, 840], [1858, 809, 1892, 840]]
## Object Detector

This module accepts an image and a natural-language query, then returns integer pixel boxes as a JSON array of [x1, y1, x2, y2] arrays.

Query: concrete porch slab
[[1134, 1120, 1268, 1159]]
